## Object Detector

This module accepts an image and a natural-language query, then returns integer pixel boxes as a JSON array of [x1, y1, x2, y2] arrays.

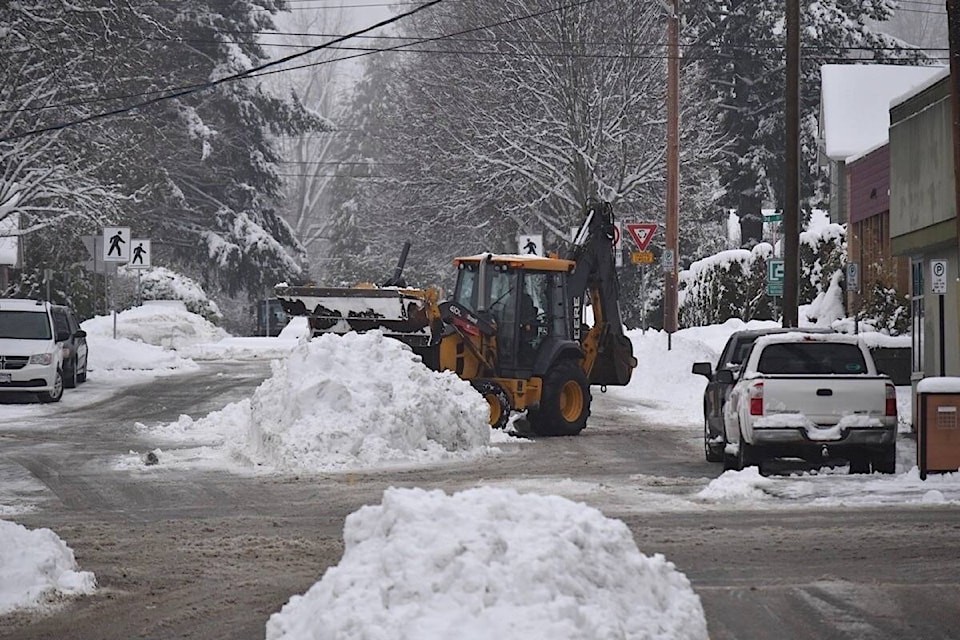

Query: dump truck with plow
[[276, 200, 637, 436]]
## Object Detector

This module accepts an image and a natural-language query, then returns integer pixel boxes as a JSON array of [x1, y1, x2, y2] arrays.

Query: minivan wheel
[[38, 369, 64, 403], [64, 358, 78, 389]]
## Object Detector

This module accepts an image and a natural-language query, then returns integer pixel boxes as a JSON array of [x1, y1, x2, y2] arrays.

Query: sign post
[[847, 261, 860, 334], [933, 259, 948, 376]]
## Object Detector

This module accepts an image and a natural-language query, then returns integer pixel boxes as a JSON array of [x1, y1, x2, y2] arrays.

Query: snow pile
[[82, 300, 229, 351], [266, 486, 708, 640], [138, 330, 496, 472], [83, 331, 198, 375], [698, 468, 774, 503], [117, 265, 222, 322], [0, 520, 96, 615]]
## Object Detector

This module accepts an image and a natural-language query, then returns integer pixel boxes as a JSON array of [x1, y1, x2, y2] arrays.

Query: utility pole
[[664, 0, 680, 344], [783, 0, 801, 327]]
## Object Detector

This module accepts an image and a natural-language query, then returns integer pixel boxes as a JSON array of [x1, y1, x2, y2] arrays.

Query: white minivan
[[0, 298, 77, 403]]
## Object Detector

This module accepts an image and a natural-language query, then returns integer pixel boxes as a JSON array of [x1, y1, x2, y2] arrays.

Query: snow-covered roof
[[820, 64, 946, 161], [890, 66, 951, 110]]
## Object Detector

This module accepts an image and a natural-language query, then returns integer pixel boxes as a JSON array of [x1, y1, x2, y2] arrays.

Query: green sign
[[763, 214, 782, 223], [767, 259, 784, 297]]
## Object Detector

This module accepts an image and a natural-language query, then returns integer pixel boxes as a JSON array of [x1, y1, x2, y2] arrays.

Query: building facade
[[889, 70, 959, 424]]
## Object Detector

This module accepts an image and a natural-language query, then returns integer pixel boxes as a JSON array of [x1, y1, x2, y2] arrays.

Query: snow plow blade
[[275, 285, 442, 347]]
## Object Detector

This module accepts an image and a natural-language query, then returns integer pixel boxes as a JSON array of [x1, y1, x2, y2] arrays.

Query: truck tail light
[[885, 383, 897, 417], [749, 382, 764, 416]]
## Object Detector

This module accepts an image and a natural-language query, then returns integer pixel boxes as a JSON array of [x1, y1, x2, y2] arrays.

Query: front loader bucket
[[275, 285, 441, 347]]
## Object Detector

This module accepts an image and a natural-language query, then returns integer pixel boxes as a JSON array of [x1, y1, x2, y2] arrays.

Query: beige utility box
[[917, 377, 960, 479]]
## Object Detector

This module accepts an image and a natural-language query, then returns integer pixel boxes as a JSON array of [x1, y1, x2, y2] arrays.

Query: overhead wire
[[2, 0, 601, 116], [2, 0, 947, 131], [0, 0, 444, 142]]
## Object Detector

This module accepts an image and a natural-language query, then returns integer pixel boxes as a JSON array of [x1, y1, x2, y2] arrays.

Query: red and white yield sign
[[625, 223, 659, 251]]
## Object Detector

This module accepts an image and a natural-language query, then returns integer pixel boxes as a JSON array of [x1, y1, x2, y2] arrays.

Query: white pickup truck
[[716, 332, 897, 474]]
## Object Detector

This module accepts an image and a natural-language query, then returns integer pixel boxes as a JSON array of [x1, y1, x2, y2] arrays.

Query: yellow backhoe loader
[[276, 200, 637, 436]]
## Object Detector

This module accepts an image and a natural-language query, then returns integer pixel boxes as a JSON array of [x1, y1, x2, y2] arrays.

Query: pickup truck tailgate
[[761, 376, 889, 425]]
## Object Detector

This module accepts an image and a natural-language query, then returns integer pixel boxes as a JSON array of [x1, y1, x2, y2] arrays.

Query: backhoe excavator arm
[[564, 200, 637, 386]]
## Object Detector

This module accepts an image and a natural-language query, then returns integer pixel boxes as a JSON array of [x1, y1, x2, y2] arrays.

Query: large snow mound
[[142, 330, 494, 472], [82, 300, 229, 350], [0, 520, 96, 615], [239, 331, 491, 470], [266, 486, 708, 640]]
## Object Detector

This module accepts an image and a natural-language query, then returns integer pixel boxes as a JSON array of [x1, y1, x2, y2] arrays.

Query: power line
[[2, 0, 601, 117], [0, 0, 445, 142], [3, 1, 941, 119]]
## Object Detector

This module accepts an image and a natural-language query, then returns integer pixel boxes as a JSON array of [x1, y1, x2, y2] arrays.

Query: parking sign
[[931, 260, 947, 295]]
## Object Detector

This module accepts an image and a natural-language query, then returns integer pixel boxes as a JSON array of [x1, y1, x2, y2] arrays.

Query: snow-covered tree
[[326, 0, 725, 304], [683, 0, 927, 246], [0, 0, 326, 305], [266, 6, 351, 277]]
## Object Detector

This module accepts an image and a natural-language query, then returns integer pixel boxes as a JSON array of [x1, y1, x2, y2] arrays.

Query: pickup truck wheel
[[38, 369, 64, 403], [528, 361, 591, 437], [871, 445, 896, 474], [704, 418, 724, 462], [471, 380, 511, 430], [848, 454, 871, 474], [736, 434, 757, 471]]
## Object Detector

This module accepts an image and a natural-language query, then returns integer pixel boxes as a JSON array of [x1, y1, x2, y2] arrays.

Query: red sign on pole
[[625, 223, 659, 251]]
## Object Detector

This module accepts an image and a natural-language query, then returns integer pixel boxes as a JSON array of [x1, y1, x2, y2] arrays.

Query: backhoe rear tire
[[528, 360, 591, 437]]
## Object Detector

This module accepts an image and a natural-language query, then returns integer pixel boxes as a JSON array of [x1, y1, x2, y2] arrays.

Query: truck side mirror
[[715, 369, 736, 384], [691, 362, 713, 379]]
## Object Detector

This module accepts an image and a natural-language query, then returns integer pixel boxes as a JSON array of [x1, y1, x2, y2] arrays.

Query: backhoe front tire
[[472, 380, 511, 430], [528, 361, 591, 437]]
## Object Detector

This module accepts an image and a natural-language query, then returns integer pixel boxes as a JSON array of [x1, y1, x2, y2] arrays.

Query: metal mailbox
[[917, 377, 960, 479]]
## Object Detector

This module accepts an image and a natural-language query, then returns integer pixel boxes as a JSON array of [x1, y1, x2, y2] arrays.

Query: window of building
[[912, 260, 924, 373]]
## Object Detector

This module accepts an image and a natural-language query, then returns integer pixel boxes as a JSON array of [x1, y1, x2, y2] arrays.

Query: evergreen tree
[[0, 0, 326, 308], [683, 0, 927, 246]]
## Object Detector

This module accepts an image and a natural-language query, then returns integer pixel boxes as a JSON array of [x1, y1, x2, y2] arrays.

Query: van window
[[0, 311, 53, 340], [51, 309, 70, 338]]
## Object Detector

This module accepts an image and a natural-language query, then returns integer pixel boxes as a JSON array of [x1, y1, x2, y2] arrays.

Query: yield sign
[[625, 223, 659, 251]]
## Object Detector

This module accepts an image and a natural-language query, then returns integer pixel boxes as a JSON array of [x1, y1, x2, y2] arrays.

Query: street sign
[[103, 226, 131, 262], [931, 259, 948, 295], [767, 259, 784, 297], [517, 233, 543, 256], [81, 235, 116, 274], [128, 239, 152, 269], [631, 251, 654, 265], [661, 248, 675, 273], [767, 259, 784, 283], [763, 213, 783, 223], [625, 223, 659, 251], [846, 262, 860, 293]]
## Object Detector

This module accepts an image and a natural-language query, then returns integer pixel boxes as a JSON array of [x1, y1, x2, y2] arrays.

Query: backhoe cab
[[275, 200, 637, 436]]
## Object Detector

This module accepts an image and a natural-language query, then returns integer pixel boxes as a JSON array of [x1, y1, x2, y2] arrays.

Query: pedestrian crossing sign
[[128, 239, 151, 269], [103, 227, 131, 262]]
